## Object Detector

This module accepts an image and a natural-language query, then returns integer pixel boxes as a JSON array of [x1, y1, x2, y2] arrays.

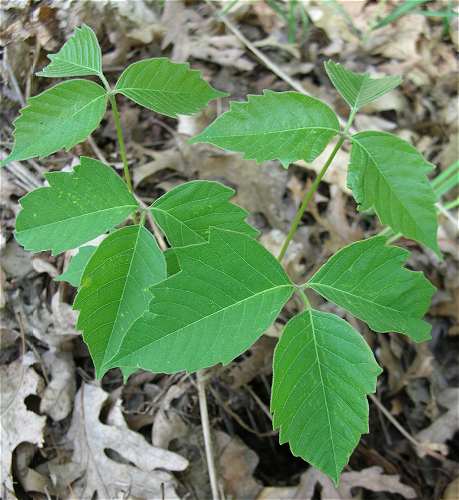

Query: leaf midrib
[[101, 226, 143, 368], [308, 282, 405, 317], [115, 283, 294, 362], [308, 311, 339, 480], [18, 204, 137, 235], [199, 126, 339, 140], [45, 56, 101, 75]]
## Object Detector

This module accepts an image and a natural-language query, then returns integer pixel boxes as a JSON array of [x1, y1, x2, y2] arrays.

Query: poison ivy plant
[[5, 25, 441, 486]]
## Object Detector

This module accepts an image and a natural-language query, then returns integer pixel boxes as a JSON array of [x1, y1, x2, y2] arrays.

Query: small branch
[[369, 394, 445, 461], [197, 370, 220, 500]]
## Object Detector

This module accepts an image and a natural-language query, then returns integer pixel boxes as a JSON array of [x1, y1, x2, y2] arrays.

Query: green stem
[[109, 94, 133, 193], [277, 110, 356, 262], [297, 287, 311, 309], [277, 137, 344, 261]]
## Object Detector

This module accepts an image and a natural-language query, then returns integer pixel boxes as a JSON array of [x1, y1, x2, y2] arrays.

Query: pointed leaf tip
[[324, 60, 402, 111], [37, 24, 102, 78]]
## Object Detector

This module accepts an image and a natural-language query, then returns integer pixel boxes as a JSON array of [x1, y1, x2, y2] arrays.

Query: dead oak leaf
[[1, 361, 46, 492], [47, 383, 188, 499]]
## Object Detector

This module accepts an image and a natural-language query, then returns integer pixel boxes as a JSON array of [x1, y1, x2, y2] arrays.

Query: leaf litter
[[1, 0, 458, 498]]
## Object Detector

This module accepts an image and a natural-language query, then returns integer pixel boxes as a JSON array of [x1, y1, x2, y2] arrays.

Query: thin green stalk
[[297, 287, 311, 309], [109, 94, 133, 193], [277, 110, 356, 262], [97, 72, 134, 194]]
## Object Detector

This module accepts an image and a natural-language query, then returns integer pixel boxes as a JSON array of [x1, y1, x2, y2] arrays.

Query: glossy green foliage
[[324, 60, 401, 111], [151, 180, 259, 247], [114, 58, 227, 118], [55, 246, 96, 287], [7, 28, 441, 487], [74, 225, 167, 377], [308, 237, 436, 342], [271, 309, 381, 484], [15, 157, 138, 255], [190, 91, 340, 167], [37, 24, 102, 78], [349, 131, 439, 254], [108, 229, 294, 373], [1, 80, 107, 165]]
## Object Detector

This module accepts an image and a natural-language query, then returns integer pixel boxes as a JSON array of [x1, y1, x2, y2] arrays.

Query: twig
[[209, 385, 277, 437], [87, 135, 109, 164], [369, 394, 445, 461], [197, 370, 220, 500], [245, 384, 272, 421], [3, 47, 26, 106], [204, 0, 350, 129], [205, 0, 306, 95]]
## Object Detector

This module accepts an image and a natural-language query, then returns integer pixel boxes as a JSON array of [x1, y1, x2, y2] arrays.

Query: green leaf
[[108, 228, 294, 373], [114, 58, 227, 118], [271, 309, 382, 484], [55, 246, 96, 287], [190, 91, 340, 168], [74, 225, 167, 378], [1, 80, 107, 166], [308, 237, 436, 342], [324, 60, 401, 111], [15, 157, 138, 255], [349, 131, 439, 255], [151, 180, 259, 247], [36, 24, 102, 78]]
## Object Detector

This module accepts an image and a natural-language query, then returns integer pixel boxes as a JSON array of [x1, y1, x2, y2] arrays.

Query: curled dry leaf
[[415, 388, 459, 457], [39, 351, 76, 421], [47, 383, 188, 499], [152, 384, 188, 449], [1, 361, 46, 492], [216, 431, 262, 500], [257, 465, 416, 499]]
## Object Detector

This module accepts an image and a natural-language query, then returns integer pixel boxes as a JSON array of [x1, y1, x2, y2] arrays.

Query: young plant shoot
[[4, 25, 438, 485]]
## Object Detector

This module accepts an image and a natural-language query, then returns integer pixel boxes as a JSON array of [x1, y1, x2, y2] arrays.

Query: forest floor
[[1, 1, 458, 499]]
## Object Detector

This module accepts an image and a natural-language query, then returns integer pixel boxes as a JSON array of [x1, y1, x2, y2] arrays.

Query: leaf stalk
[[108, 94, 134, 193], [277, 110, 356, 262]]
